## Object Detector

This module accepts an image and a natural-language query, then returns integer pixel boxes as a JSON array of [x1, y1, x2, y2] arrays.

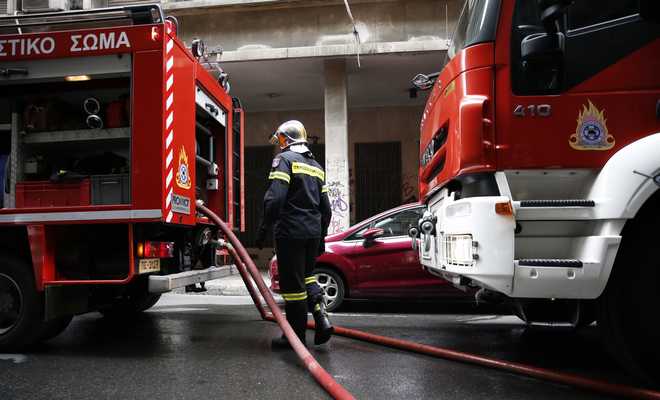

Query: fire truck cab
[[0, 5, 244, 349], [412, 0, 659, 381]]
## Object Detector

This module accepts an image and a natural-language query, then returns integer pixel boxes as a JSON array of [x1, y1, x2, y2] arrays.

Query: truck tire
[[0, 257, 44, 351], [39, 315, 73, 342], [597, 196, 660, 384], [313, 267, 345, 312]]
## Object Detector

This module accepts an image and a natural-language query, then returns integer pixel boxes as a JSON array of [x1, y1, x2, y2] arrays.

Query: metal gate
[[355, 142, 402, 222]]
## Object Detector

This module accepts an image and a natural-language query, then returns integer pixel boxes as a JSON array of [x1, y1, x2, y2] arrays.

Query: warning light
[[151, 26, 161, 42], [138, 241, 175, 258], [65, 75, 91, 82]]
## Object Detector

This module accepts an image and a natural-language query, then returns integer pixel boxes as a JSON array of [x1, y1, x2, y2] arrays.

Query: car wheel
[[0, 257, 44, 351], [313, 267, 345, 312]]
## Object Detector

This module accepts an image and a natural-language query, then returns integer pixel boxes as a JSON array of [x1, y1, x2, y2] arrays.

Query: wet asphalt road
[[0, 294, 650, 400]]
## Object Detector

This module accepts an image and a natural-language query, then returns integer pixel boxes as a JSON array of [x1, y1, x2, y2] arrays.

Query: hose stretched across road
[[196, 202, 660, 400]]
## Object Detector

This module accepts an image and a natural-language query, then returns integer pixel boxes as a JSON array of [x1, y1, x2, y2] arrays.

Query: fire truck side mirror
[[537, 0, 572, 31], [520, 31, 564, 63], [640, 0, 660, 24]]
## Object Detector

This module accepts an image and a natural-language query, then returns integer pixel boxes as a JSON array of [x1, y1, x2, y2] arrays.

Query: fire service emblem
[[176, 146, 192, 189], [569, 100, 614, 151]]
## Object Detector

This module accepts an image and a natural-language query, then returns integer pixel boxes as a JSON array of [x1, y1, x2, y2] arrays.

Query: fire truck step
[[148, 265, 233, 293], [517, 259, 583, 268], [519, 200, 595, 208]]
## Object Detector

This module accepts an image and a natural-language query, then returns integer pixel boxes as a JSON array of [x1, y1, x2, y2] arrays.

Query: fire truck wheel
[[313, 267, 345, 312], [597, 196, 660, 384], [0, 257, 44, 351], [39, 316, 73, 342]]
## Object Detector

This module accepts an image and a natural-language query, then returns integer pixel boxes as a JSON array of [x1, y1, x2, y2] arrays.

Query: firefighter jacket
[[259, 146, 332, 240]]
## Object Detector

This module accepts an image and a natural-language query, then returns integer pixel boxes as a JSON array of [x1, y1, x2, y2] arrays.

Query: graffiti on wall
[[402, 173, 418, 203], [326, 158, 350, 234]]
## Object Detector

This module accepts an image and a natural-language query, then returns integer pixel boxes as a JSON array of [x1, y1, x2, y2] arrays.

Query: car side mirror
[[362, 228, 384, 247]]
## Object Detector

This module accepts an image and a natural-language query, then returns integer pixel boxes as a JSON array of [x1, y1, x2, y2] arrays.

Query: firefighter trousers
[[276, 237, 322, 343]]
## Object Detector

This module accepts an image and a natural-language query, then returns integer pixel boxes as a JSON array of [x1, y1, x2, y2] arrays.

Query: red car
[[268, 203, 468, 311]]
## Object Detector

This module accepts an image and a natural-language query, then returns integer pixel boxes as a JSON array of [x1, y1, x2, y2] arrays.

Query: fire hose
[[196, 202, 660, 400]]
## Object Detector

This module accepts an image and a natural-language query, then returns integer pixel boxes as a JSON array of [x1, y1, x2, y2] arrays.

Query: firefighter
[[256, 120, 333, 348]]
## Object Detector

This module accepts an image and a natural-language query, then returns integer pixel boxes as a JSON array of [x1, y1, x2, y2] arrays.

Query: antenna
[[343, 0, 361, 69], [445, 3, 449, 47]]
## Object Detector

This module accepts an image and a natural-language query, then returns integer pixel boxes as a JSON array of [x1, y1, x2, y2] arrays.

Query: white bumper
[[420, 194, 515, 294], [419, 193, 620, 299]]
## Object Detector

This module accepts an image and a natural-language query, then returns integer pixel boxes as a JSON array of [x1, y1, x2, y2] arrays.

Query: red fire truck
[[0, 5, 244, 349], [411, 0, 659, 381]]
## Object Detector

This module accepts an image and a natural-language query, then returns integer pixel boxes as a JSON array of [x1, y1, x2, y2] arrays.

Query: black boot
[[312, 301, 333, 345], [273, 301, 308, 350]]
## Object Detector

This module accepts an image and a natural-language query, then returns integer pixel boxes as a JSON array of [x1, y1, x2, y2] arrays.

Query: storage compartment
[[0, 67, 132, 208], [16, 179, 91, 207], [91, 174, 130, 205]]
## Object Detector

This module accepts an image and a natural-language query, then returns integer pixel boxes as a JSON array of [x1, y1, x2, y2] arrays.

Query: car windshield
[[446, 0, 501, 62]]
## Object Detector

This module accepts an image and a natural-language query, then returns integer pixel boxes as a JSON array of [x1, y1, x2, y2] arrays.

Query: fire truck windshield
[[446, 0, 501, 62]]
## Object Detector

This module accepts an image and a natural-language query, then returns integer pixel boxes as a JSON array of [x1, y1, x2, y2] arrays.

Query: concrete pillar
[[323, 59, 350, 234]]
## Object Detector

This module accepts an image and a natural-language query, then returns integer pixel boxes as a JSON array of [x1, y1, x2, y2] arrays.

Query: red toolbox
[[16, 179, 91, 208]]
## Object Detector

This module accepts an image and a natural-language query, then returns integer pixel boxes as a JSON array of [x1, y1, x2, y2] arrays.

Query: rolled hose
[[198, 202, 660, 400], [196, 202, 355, 400]]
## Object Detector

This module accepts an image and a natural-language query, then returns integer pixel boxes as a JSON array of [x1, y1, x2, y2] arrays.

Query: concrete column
[[323, 59, 350, 234]]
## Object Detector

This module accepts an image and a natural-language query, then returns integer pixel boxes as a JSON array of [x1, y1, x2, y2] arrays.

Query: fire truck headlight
[[446, 202, 471, 218], [440, 234, 477, 267]]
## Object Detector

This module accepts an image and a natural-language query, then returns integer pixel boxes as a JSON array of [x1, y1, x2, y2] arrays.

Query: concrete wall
[[244, 105, 422, 222], [174, 0, 461, 51]]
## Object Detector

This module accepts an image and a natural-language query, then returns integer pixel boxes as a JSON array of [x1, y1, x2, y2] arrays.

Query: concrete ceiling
[[219, 51, 445, 112]]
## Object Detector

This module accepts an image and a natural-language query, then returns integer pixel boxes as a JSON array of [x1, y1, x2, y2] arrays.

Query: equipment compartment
[[1, 70, 132, 209]]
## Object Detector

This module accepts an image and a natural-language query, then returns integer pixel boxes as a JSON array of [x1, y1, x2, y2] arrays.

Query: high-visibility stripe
[[305, 276, 317, 284], [292, 162, 324, 180], [268, 171, 291, 183], [282, 291, 308, 301], [321, 185, 328, 193]]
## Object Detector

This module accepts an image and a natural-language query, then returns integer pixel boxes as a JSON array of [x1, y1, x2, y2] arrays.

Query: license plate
[[138, 258, 160, 274]]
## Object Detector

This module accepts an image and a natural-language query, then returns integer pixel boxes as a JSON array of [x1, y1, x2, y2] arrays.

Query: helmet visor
[[269, 131, 279, 145]]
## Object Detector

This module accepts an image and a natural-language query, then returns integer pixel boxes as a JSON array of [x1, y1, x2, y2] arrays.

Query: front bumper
[[419, 194, 515, 295]]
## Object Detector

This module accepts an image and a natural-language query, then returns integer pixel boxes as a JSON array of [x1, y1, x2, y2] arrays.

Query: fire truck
[[0, 5, 244, 349], [411, 0, 660, 381]]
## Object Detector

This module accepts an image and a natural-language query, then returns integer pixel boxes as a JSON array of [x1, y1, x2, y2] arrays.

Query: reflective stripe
[[282, 291, 308, 301], [304, 276, 317, 284], [0, 209, 162, 224], [321, 185, 328, 193], [268, 171, 291, 183], [291, 162, 324, 180]]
